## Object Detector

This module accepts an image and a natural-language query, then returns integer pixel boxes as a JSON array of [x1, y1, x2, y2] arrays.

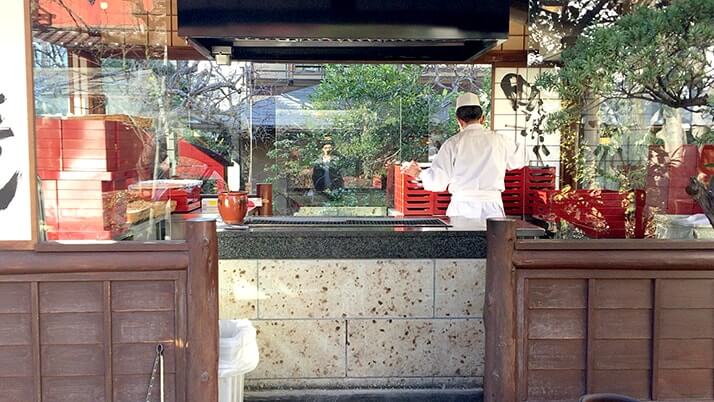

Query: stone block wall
[[218, 259, 486, 390]]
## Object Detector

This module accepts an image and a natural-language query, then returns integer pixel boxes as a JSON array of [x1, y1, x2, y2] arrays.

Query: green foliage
[[310, 65, 459, 172], [537, 0, 714, 190], [694, 125, 714, 146], [557, 0, 714, 112], [267, 65, 476, 187]]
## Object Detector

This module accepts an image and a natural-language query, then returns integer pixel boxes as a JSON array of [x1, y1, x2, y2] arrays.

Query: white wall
[[493, 67, 561, 181]]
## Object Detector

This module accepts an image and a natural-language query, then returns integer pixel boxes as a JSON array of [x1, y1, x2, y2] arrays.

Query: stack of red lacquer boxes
[[36, 116, 153, 240]]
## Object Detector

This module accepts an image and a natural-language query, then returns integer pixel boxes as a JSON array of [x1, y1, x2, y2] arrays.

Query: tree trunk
[[581, 92, 601, 189], [662, 106, 686, 153]]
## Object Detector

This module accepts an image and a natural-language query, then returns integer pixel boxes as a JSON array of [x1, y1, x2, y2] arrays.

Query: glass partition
[[30, 0, 714, 241], [525, 0, 714, 240], [260, 64, 490, 216]]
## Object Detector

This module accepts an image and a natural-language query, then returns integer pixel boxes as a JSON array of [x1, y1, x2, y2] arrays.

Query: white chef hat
[[455, 92, 481, 109]]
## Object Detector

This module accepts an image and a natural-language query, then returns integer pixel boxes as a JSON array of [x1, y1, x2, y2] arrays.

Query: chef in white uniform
[[402, 92, 524, 220]]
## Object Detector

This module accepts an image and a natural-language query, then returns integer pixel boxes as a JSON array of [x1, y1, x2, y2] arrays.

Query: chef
[[401, 92, 524, 220]]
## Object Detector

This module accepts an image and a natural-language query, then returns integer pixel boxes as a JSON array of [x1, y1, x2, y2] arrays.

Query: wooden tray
[[127, 200, 176, 224]]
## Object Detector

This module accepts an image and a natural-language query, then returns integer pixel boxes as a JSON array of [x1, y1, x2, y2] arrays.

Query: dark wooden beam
[[186, 218, 219, 402], [485, 218, 518, 402], [513, 249, 714, 270], [0, 250, 189, 274]]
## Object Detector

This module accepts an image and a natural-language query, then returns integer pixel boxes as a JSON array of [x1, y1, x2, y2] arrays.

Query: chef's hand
[[401, 161, 422, 178]]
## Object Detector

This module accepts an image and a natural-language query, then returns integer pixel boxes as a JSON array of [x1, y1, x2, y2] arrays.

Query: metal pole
[[247, 62, 254, 192]]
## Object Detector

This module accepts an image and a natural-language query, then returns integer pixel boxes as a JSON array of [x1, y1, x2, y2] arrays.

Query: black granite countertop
[[216, 216, 544, 259]]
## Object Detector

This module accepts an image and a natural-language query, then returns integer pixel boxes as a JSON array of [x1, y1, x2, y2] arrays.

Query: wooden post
[[485, 218, 518, 402], [256, 183, 272, 216], [186, 218, 219, 402]]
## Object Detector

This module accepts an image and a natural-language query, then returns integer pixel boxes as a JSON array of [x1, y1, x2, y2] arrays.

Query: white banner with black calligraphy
[[0, 0, 33, 241]]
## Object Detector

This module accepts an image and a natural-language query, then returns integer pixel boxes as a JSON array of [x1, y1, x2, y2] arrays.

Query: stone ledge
[[244, 388, 483, 402]]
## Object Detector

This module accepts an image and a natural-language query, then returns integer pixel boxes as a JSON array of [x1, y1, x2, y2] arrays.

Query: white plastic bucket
[[219, 320, 259, 402], [219, 374, 245, 402]]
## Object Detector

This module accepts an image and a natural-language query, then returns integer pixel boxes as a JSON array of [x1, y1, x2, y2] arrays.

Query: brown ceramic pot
[[218, 191, 249, 225]]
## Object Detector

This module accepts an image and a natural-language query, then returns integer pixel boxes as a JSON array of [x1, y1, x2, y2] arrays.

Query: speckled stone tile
[[347, 319, 434, 377], [433, 376, 484, 389], [247, 320, 346, 379], [258, 260, 434, 319], [219, 260, 258, 319], [435, 260, 486, 318], [347, 319, 484, 378], [432, 319, 484, 377], [245, 377, 441, 391]]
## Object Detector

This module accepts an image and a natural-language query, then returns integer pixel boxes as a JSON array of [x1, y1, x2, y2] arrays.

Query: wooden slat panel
[[527, 339, 585, 370], [113, 343, 176, 375], [589, 370, 650, 400], [0, 314, 31, 345], [41, 345, 105, 376], [111, 281, 175, 312], [657, 369, 714, 399], [592, 310, 652, 339], [112, 311, 175, 343], [42, 376, 106, 402], [659, 339, 714, 369], [39, 282, 103, 313], [40, 313, 104, 344], [527, 370, 585, 400], [659, 279, 714, 308], [652, 279, 661, 401], [31, 283, 41, 402], [591, 340, 651, 369], [0, 283, 31, 313], [0, 346, 32, 377], [528, 310, 586, 339], [103, 281, 112, 402], [114, 374, 176, 402], [527, 279, 587, 309], [591, 279, 652, 309], [176, 272, 188, 402], [658, 309, 714, 339], [0, 377, 34, 402]]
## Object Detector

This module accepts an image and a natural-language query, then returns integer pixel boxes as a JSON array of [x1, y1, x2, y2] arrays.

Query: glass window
[[527, 0, 714, 240], [255, 64, 492, 216], [30, 0, 713, 241]]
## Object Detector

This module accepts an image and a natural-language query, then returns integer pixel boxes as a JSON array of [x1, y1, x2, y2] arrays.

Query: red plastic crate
[[393, 164, 451, 216], [503, 169, 525, 215], [533, 189, 646, 238], [503, 167, 556, 215], [393, 165, 556, 216], [524, 167, 557, 215]]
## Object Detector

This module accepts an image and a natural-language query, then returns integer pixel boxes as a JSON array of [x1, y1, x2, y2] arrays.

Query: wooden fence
[[0, 219, 218, 402], [485, 218, 714, 402]]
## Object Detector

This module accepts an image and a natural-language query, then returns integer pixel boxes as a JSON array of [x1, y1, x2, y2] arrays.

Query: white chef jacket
[[419, 124, 524, 219]]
